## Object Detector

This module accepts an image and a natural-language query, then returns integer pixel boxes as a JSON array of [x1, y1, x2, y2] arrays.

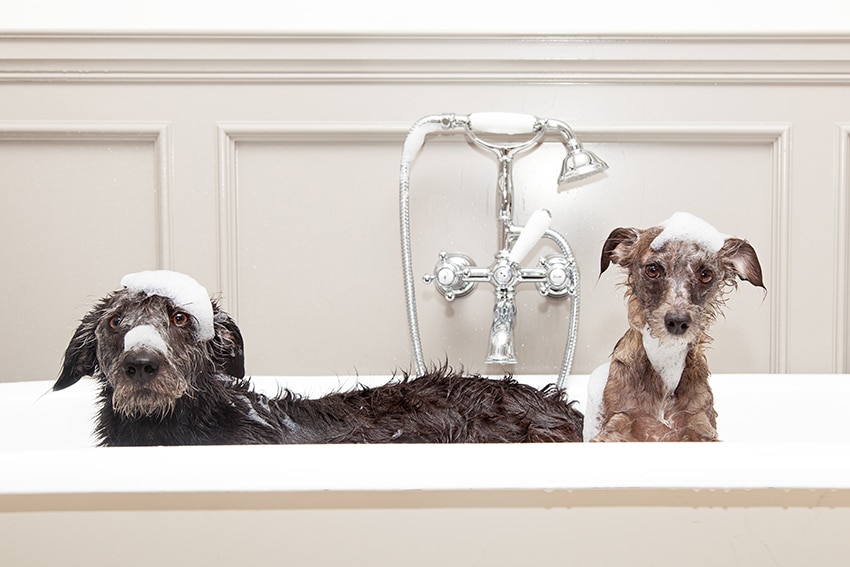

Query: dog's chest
[[656, 396, 680, 428], [640, 326, 688, 395]]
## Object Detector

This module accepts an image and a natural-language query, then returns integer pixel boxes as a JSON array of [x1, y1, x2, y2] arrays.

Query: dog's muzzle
[[122, 349, 161, 383], [664, 311, 692, 336], [120, 324, 168, 384]]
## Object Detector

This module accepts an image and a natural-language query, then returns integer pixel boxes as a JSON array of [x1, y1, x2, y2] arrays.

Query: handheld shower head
[[558, 145, 609, 184], [545, 119, 608, 184]]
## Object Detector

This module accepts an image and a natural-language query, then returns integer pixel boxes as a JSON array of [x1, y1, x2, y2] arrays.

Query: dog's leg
[[591, 413, 637, 441], [672, 413, 718, 442]]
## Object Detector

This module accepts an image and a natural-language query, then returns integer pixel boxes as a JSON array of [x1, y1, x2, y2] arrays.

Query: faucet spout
[[485, 288, 518, 365]]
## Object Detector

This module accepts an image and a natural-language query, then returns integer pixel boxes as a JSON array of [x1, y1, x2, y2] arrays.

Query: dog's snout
[[664, 312, 692, 335], [123, 351, 161, 382]]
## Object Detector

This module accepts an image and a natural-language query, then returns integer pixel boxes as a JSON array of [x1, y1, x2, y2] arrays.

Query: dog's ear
[[720, 237, 765, 289], [54, 300, 108, 391], [211, 305, 245, 379], [601, 227, 641, 274]]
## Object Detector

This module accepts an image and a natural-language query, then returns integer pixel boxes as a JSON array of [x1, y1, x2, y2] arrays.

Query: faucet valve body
[[537, 254, 577, 298], [423, 252, 476, 301], [424, 228, 579, 365]]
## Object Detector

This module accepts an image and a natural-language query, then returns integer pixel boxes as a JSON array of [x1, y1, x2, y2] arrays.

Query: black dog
[[54, 271, 583, 446]]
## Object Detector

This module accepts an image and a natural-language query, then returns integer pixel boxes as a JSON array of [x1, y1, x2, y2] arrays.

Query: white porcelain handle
[[468, 112, 539, 135], [508, 209, 552, 264]]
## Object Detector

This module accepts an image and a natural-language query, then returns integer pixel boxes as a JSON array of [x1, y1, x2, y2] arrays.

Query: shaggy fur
[[54, 288, 583, 446], [584, 222, 764, 442]]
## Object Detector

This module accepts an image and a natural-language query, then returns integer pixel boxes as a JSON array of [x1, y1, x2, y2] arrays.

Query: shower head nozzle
[[558, 146, 609, 184]]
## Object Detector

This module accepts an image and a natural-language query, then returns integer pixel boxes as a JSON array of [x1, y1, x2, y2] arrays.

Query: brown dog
[[584, 213, 764, 442]]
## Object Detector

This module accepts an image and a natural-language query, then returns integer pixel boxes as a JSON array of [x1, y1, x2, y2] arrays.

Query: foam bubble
[[124, 325, 168, 354], [650, 212, 727, 252], [120, 270, 214, 342]]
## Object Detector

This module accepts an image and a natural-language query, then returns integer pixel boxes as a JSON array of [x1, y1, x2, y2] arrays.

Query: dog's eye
[[171, 312, 191, 328], [108, 316, 122, 329], [698, 268, 714, 284], [644, 263, 662, 279]]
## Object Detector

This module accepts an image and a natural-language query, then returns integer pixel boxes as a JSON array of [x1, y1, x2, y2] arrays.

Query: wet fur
[[54, 288, 583, 446], [588, 224, 764, 442]]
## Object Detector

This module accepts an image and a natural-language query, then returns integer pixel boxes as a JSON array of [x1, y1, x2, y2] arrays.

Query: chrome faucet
[[424, 209, 566, 365], [400, 113, 607, 388]]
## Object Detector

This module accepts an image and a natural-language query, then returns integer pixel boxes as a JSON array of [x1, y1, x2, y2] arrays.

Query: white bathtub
[[2, 374, 850, 566]]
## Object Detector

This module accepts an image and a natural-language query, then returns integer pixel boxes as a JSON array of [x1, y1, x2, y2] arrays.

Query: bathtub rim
[[3, 441, 850, 514], [2, 373, 850, 507]]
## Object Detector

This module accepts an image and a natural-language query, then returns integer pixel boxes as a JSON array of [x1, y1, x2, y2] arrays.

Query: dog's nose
[[664, 312, 692, 335], [123, 351, 160, 382]]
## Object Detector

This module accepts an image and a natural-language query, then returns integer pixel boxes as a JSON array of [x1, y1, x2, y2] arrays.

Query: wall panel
[[0, 123, 170, 381], [0, 34, 847, 378]]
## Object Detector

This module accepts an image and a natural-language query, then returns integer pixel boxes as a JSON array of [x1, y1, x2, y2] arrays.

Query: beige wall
[[1, 33, 849, 381]]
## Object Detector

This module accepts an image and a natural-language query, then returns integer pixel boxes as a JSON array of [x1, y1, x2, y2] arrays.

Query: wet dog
[[584, 213, 764, 442], [54, 270, 583, 446]]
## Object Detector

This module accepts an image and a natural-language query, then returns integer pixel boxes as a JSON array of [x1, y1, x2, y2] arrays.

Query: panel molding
[[216, 122, 407, 318], [836, 125, 850, 372], [5, 33, 850, 85], [0, 121, 174, 269], [217, 121, 790, 371]]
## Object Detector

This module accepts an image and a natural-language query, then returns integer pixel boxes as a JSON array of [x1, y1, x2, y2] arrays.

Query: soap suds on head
[[124, 324, 168, 354], [650, 212, 727, 252], [120, 270, 214, 342]]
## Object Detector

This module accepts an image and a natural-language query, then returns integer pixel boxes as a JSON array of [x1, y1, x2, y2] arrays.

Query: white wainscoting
[[1, 33, 848, 380]]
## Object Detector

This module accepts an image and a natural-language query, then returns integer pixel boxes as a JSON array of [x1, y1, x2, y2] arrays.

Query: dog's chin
[[110, 382, 182, 419], [645, 321, 701, 350]]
